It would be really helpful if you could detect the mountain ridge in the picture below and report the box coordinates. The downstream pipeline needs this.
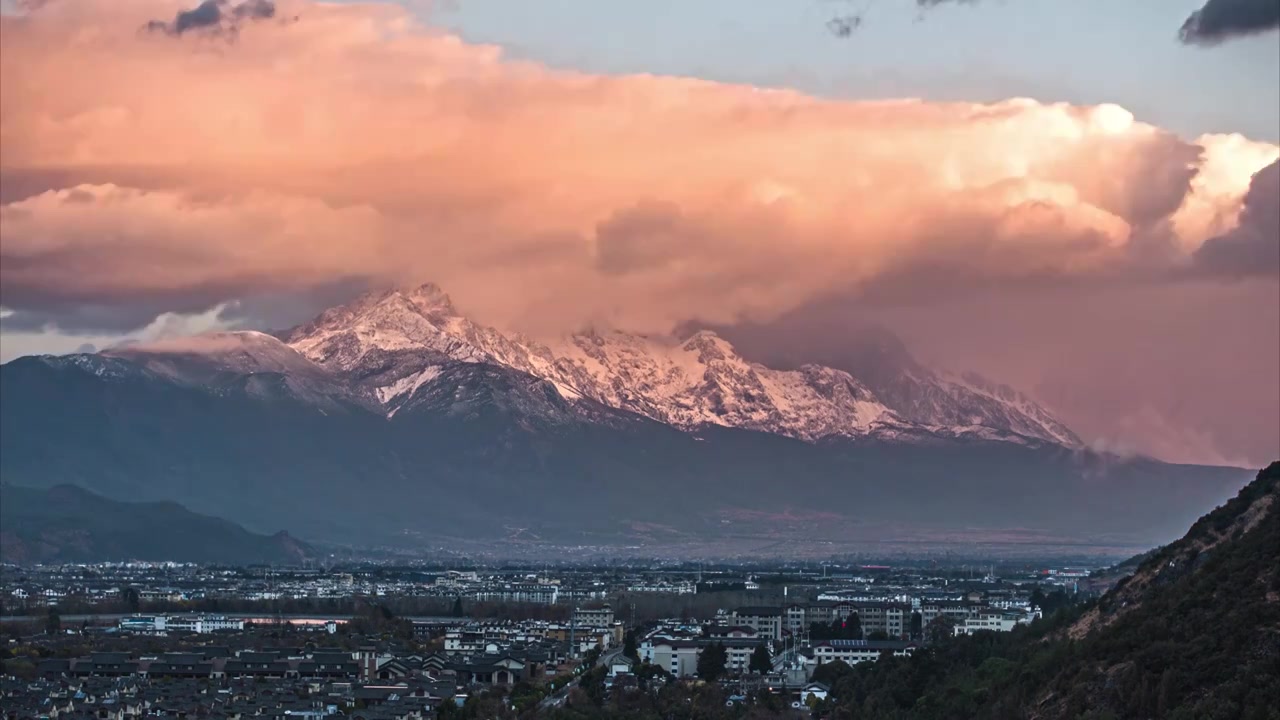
[0,483,314,565]
[0,282,1252,550]
[280,282,1080,447]
[0,343,1248,548]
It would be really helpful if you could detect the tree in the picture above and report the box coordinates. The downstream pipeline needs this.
[810,659,853,687]
[830,613,862,640]
[910,611,923,639]
[45,606,61,635]
[696,642,727,681]
[748,644,772,674]
[122,587,141,614]
[623,631,639,662]
[926,616,956,645]
[451,597,465,618]
[844,612,863,640]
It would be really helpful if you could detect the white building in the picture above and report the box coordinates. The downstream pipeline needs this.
[573,605,615,629]
[811,639,916,666]
[117,614,244,635]
[953,609,1031,635]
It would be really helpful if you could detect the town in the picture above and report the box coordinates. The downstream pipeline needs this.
[1,559,1103,718]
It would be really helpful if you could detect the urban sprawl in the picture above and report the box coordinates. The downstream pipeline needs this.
[0,560,1103,718]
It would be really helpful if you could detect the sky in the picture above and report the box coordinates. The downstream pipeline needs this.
[433,0,1280,143]
[0,0,1277,467]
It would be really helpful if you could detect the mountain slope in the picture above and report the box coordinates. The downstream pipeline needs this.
[0,348,1249,548]
[282,284,1067,445]
[710,321,1082,447]
[1031,461,1280,718]
[817,461,1280,720]
[0,483,313,565]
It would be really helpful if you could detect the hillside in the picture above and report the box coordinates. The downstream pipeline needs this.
[1036,460,1280,718]
[814,461,1280,719]
[0,484,314,565]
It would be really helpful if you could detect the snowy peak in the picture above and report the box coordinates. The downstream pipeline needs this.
[281,283,1080,447]
[284,284,501,371]
[403,282,458,316]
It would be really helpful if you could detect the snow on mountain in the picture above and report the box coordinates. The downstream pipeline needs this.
[281,283,1078,446]
[944,371,1080,447]
[543,329,902,440]
[741,322,1083,447]
[110,331,321,376]
[105,330,361,408]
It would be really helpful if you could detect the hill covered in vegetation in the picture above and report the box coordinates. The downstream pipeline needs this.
[813,461,1280,720]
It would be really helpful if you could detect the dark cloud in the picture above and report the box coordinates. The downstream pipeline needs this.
[0,278,374,337]
[174,0,223,33]
[0,258,374,337]
[218,277,377,333]
[232,0,277,21]
[0,286,242,334]
[826,15,863,38]
[593,202,690,275]
[1194,160,1280,275]
[145,0,275,36]
[882,0,1280,46]
[1180,0,1280,45]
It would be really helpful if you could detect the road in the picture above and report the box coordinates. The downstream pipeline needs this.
[538,646,622,710]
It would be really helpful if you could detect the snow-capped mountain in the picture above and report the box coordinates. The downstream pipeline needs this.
[281,283,1080,446]
[0,293,1250,548]
[788,324,1082,447]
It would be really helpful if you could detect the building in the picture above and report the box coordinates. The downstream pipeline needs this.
[954,608,1030,635]
[573,605,614,629]
[919,601,980,628]
[847,602,909,639]
[811,639,916,666]
[118,616,166,634]
[731,607,783,642]
[801,682,830,704]
[783,601,910,639]
[117,614,244,635]
[641,634,769,678]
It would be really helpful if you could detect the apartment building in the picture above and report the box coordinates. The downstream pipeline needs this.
[731,607,783,641]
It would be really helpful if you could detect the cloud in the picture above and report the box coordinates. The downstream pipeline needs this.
[2,0,1275,338]
[908,0,1280,45]
[1180,0,1280,45]
[0,184,395,332]
[144,0,276,36]
[0,302,239,362]
[1193,160,1280,275]
[709,278,1280,469]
